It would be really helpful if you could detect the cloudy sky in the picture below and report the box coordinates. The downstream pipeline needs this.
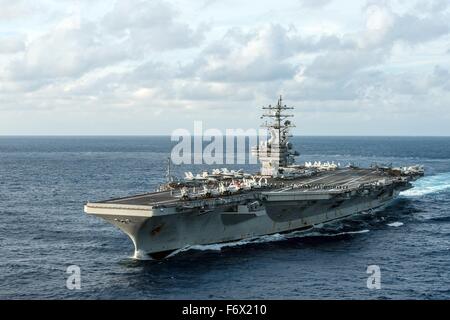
[0,0,449,135]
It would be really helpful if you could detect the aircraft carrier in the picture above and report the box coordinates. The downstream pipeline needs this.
[84,96,424,259]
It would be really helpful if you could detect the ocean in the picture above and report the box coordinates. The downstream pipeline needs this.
[0,136,449,299]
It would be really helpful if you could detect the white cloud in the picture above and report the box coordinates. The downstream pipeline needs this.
[0,35,26,54]
[0,0,34,20]
[361,2,449,48]
[102,0,206,51]
[414,0,450,14]
[299,0,333,9]
[5,20,126,88]
[182,24,354,83]
[1,0,450,135]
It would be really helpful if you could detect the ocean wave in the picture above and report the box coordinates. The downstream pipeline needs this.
[401,172,450,197]
[426,216,450,223]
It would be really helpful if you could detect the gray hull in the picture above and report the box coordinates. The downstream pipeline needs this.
[90,185,402,259]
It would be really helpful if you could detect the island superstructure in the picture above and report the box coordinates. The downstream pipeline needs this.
[253,97,299,176]
[84,96,424,259]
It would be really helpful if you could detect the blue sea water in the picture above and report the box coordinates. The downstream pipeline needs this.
[0,136,449,299]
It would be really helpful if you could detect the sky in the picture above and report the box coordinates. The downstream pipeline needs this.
[0,0,449,136]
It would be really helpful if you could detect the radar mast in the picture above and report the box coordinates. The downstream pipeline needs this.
[253,96,299,177]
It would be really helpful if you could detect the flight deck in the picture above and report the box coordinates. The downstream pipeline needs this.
[93,168,402,207]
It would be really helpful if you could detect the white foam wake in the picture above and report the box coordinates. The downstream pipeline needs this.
[172,233,288,255]
[387,222,404,227]
[170,227,370,256]
[133,249,153,260]
[401,172,450,197]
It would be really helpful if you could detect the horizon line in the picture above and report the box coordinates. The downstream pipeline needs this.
[1,134,450,138]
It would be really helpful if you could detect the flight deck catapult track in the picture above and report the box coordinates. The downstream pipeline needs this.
[84,96,424,260]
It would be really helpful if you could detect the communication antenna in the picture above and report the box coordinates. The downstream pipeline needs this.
[260,95,296,145]
[252,95,300,176]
